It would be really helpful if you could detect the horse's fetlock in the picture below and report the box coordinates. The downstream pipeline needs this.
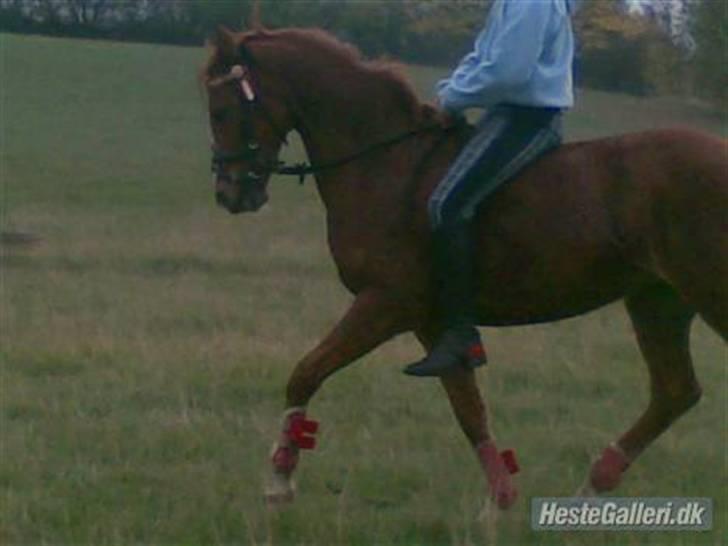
[475,440,519,509]
[590,444,630,493]
[285,373,318,408]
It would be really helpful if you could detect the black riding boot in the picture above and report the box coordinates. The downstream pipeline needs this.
[404,221,487,377]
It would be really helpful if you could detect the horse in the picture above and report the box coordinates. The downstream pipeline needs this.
[200,26,727,508]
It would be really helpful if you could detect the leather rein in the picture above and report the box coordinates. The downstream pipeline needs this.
[209,47,453,186]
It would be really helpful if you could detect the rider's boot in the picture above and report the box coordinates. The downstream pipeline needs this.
[404,221,487,377]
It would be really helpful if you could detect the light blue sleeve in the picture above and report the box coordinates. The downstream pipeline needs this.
[438,0,553,111]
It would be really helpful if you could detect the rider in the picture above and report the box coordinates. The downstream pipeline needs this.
[405,0,579,377]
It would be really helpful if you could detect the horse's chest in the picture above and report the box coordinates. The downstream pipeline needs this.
[327,222,423,295]
[328,232,378,294]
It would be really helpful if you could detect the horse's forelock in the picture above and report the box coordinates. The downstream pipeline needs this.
[200,29,264,83]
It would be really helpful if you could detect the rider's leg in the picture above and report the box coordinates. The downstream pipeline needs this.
[405,105,563,378]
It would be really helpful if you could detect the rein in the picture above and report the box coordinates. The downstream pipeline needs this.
[275,124,452,185]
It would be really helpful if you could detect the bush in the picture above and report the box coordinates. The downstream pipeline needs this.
[691,0,728,109]
[0,0,724,109]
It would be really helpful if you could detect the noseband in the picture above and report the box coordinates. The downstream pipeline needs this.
[209,46,455,186]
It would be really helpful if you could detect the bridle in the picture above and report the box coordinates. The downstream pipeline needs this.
[209,47,455,186]
[209,62,291,188]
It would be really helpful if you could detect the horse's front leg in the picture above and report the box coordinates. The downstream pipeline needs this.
[265,290,409,504]
[417,328,519,510]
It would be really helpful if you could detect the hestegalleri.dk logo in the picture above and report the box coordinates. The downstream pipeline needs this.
[531,497,712,531]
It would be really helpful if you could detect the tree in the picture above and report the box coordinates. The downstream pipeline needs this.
[573,0,658,93]
[67,0,110,26]
[691,0,728,108]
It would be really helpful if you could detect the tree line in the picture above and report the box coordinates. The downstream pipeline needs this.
[1,0,725,108]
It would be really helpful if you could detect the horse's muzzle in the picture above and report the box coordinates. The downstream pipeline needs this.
[215,174,269,214]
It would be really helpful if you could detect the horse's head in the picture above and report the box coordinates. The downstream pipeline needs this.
[202,27,295,214]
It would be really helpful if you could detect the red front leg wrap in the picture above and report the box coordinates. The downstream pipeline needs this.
[271,445,299,475]
[477,440,519,509]
[289,414,319,450]
[590,444,630,493]
[271,409,319,476]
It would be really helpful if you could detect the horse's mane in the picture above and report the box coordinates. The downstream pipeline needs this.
[267,28,418,94]
[202,27,426,119]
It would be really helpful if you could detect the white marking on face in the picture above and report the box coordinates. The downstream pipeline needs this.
[208,64,249,88]
[229,65,245,79]
[241,79,255,101]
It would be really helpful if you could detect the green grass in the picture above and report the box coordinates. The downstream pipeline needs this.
[1,33,726,545]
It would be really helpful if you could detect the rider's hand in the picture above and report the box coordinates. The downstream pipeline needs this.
[435,99,466,129]
[441,109,466,129]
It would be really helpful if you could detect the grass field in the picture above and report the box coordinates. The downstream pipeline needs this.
[1,33,726,545]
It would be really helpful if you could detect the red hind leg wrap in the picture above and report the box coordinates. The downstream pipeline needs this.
[500,448,520,475]
[477,440,519,509]
[590,443,630,493]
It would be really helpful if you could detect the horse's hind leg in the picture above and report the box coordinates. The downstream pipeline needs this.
[583,283,702,494]
[676,263,728,341]
[417,327,517,509]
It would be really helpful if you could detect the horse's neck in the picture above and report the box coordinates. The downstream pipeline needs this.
[287,69,423,212]
[298,93,415,167]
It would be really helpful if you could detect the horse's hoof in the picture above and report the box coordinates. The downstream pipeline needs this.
[589,444,630,493]
[493,484,518,510]
[575,477,598,497]
[264,473,296,507]
[264,489,295,507]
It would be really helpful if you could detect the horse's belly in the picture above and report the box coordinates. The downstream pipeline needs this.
[471,160,646,326]
[475,281,629,326]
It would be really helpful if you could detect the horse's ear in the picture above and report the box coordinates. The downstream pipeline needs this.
[213,25,238,65]
[248,0,264,31]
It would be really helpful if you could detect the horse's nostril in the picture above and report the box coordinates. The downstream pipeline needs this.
[215,177,229,193]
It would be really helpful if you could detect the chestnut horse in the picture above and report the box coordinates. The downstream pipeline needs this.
[201,27,727,508]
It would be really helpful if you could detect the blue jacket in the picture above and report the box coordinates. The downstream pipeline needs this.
[437,0,577,112]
